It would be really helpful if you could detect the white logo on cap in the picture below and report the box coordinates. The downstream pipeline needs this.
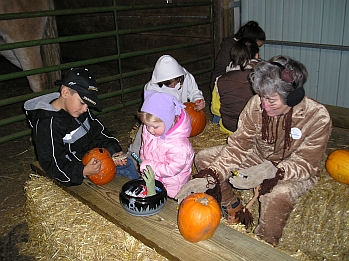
[67,81,77,86]
[88,86,98,92]
[82,96,97,105]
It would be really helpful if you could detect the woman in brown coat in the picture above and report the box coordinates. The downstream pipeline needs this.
[176,55,331,246]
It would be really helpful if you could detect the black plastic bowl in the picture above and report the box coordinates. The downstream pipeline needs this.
[119,178,167,216]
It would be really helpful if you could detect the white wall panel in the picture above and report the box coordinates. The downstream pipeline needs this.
[301,0,323,43]
[265,0,283,40]
[241,0,349,108]
[321,0,347,45]
[241,0,266,25]
[283,0,302,42]
[337,51,349,107]
[300,48,321,99]
[317,50,341,104]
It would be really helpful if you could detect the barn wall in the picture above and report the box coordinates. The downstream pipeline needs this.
[241,0,349,108]
[0,1,214,143]
[55,0,213,74]
[4,0,347,144]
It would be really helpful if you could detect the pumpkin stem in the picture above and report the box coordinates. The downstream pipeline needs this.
[196,195,210,206]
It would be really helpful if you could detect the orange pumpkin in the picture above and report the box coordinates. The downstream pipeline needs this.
[325,149,349,185]
[184,102,206,137]
[82,148,116,185]
[177,193,220,242]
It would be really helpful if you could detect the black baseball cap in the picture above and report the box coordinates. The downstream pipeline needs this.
[61,68,103,110]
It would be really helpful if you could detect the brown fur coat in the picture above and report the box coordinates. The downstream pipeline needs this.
[195,94,331,245]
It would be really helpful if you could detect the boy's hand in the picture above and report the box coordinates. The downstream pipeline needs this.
[112,152,127,166]
[143,165,156,196]
[83,157,101,176]
[194,99,206,111]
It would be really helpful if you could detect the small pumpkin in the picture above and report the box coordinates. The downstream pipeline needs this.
[184,102,206,137]
[325,149,349,185]
[177,193,220,242]
[82,148,116,185]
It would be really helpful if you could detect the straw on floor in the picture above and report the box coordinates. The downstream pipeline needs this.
[22,122,349,261]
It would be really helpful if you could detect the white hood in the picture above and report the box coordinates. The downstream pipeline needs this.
[150,55,185,83]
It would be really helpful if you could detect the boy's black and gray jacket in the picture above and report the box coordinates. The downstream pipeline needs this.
[24,93,122,186]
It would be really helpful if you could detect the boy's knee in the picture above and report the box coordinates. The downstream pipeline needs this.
[116,158,139,180]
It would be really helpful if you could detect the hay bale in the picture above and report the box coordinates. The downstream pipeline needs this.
[189,121,228,153]
[22,174,168,261]
[278,166,349,261]
[22,122,349,261]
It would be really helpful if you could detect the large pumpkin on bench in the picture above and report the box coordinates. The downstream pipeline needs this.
[325,149,349,185]
[184,102,206,137]
[82,148,116,185]
[177,193,220,242]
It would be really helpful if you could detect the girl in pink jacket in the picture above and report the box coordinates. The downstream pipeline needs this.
[138,90,194,198]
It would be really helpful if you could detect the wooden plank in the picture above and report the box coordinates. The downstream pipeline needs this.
[31,161,297,261]
[324,104,349,129]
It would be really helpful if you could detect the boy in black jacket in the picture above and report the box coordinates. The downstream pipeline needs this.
[24,68,138,186]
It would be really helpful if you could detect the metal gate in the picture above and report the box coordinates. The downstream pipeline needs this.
[0,1,214,143]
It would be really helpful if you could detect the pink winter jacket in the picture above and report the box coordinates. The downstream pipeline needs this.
[139,110,194,198]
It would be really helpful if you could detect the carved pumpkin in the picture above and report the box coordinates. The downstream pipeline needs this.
[184,102,206,137]
[82,148,116,185]
[325,149,349,185]
[177,193,220,242]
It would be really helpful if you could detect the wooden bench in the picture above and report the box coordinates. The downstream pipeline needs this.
[31,161,297,261]
[324,104,349,129]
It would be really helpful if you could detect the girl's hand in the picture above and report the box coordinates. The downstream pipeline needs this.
[83,157,101,176]
[112,152,127,166]
[194,99,206,111]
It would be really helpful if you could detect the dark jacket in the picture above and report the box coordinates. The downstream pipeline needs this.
[24,93,122,186]
[210,35,238,90]
[217,60,258,132]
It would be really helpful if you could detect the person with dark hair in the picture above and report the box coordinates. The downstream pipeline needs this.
[211,38,260,131]
[24,68,139,186]
[176,56,331,246]
[210,21,266,91]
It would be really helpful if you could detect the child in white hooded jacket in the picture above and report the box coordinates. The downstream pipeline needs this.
[128,55,205,165]
[144,54,205,109]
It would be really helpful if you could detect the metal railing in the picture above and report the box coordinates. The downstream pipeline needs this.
[0,1,214,143]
